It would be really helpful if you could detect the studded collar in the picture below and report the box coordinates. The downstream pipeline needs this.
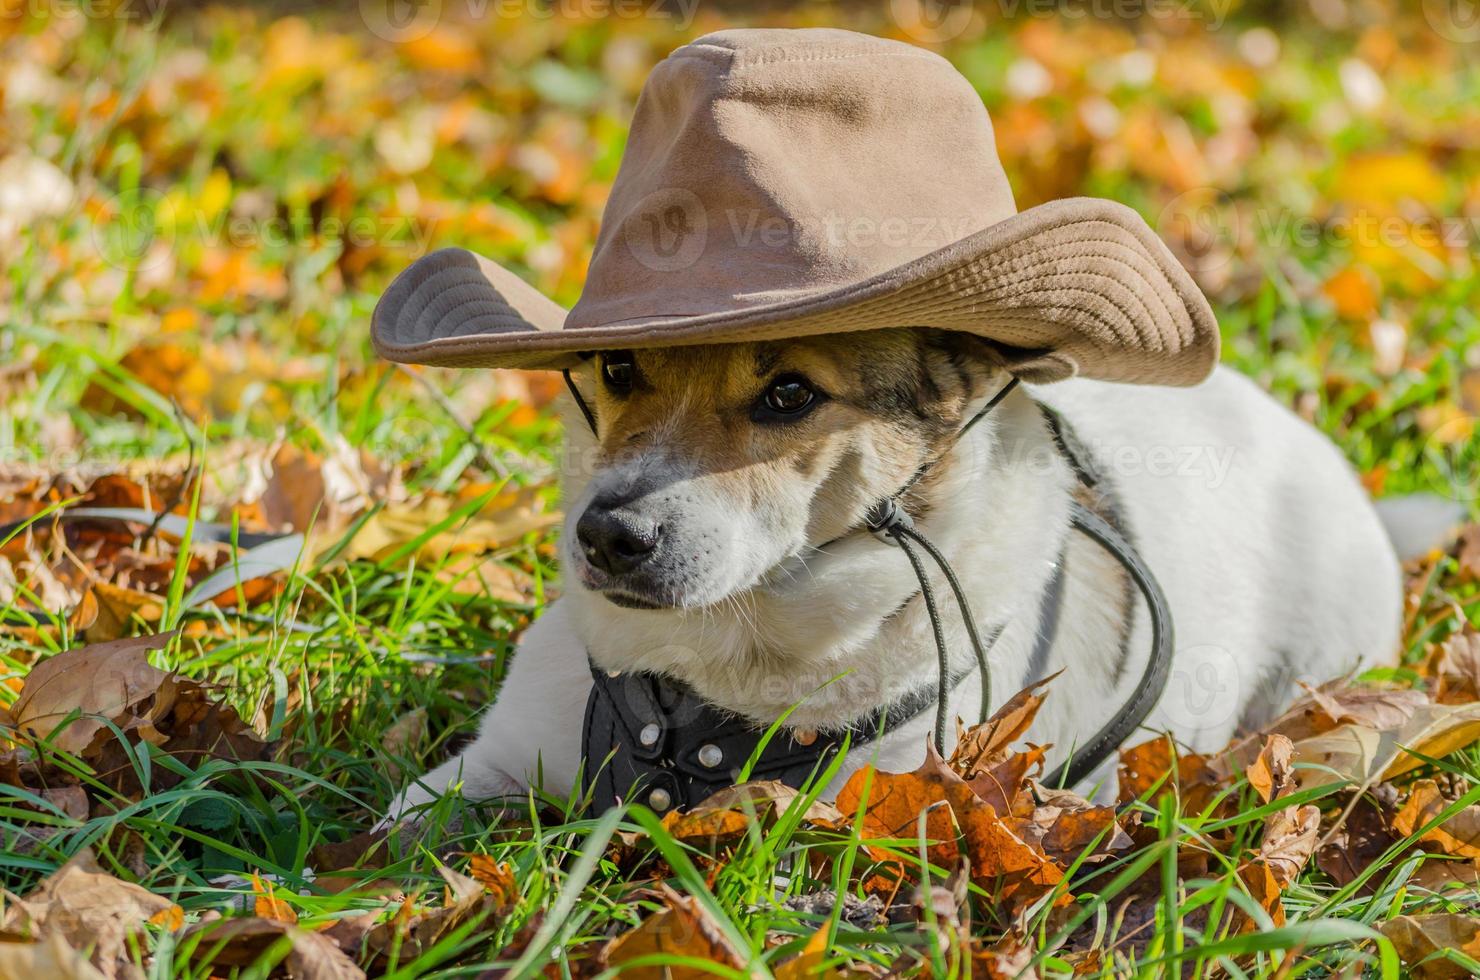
[579,658,976,815]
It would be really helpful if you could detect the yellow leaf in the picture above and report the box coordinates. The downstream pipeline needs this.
[1321,265,1379,320]
[1334,152,1447,211]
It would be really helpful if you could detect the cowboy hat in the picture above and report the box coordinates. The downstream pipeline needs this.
[373,28,1218,386]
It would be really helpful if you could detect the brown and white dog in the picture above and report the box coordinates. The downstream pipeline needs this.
[386,328,1409,820]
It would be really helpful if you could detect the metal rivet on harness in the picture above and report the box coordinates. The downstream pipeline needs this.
[794,729,818,746]
[648,787,672,811]
[697,744,723,768]
[639,722,661,747]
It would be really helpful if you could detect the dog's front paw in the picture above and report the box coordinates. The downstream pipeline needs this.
[377,756,525,830]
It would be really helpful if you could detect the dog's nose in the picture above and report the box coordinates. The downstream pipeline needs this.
[575,503,661,575]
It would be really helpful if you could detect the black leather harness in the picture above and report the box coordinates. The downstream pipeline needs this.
[569,376,1175,816]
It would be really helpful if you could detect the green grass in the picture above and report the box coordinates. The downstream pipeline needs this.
[2,2,1480,976]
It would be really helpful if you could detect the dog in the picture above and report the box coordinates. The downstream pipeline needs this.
[370,29,1413,822]
[384,328,1404,820]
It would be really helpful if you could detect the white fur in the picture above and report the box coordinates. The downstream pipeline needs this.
[388,366,1403,819]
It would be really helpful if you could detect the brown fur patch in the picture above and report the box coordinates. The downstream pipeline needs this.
[586,329,1001,545]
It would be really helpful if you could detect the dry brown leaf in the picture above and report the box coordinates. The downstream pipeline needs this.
[1245,733,1295,804]
[1261,804,1321,885]
[0,931,109,980]
[2,633,270,804]
[1408,857,1480,892]
[1301,682,1428,731]
[838,744,1071,913]
[183,917,365,979]
[39,785,90,821]
[1457,524,1480,581]
[331,483,556,564]
[1013,786,1132,866]
[1315,793,1398,889]
[1236,804,1319,930]
[466,855,520,907]
[1289,699,1480,789]
[602,885,747,979]
[836,748,964,872]
[309,829,390,874]
[329,865,502,968]
[1379,914,1480,979]
[955,802,1069,912]
[661,780,844,849]
[1393,779,1480,858]
[966,744,1046,816]
[949,674,1055,778]
[971,935,1039,980]
[1117,735,1222,814]
[0,849,181,980]
[251,874,298,924]
[9,633,174,756]
[772,925,828,980]
[1434,629,1480,704]
[83,583,163,644]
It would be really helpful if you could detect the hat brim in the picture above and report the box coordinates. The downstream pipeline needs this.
[372,197,1218,387]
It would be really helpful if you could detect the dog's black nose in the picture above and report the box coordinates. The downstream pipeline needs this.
[575,503,661,575]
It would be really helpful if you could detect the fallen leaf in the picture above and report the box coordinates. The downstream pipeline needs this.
[183,917,365,979]
[1379,914,1480,979]
[1315,793,1398,889]
[1245,734,1296,804]
[251,874,297,924]
[9,633,174,756]
[836,748,964,873]
[1237,804,1319,929]
[1290,700,1480,788]
[329,865,503,968]
[309,829,390,874]
[772,925,828,980]
[1301,682,1428,732]
[971,934,1039,980]
[333,483,556,563]
[660,780,844,849]
[949,674,1055,777]
[82,583,164,644]
[1322,264,1379,320]
[1434,629,1480,704]
[1,849,180,979]
[1408,857,1480,892]
[1118,735,1222,814]
[1013,786,1132,865]
[1394,779,1480,858]
[0,931,108,980]
[603,885,747,978]
[1261,804,1321,885]
[466,854,520,907]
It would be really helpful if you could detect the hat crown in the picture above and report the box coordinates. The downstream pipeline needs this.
[568,28,1018,331]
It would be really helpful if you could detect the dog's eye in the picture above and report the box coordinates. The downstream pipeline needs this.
[757,374,818,420]
[601,352,635,391]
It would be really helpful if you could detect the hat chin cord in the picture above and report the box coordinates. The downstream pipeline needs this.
[560,369,1172,791]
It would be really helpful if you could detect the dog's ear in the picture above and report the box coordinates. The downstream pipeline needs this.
[935,333,1077,386]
